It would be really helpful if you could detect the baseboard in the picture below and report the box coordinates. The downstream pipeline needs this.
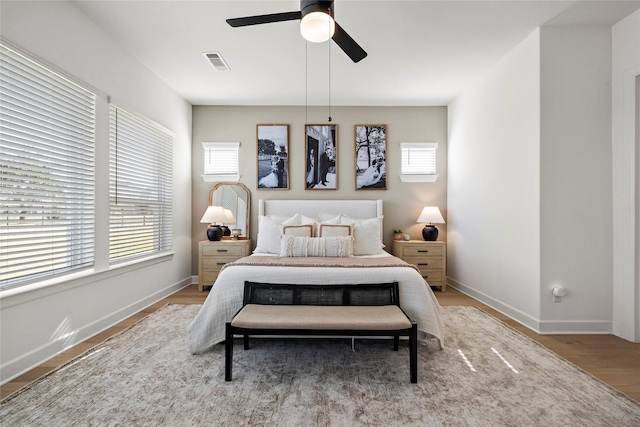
[538,319,613,334]
[1,277,191,386]
[447,277,542,333]
[447,278,613,335]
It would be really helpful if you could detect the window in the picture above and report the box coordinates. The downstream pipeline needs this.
[202,142,239,182]
[0,43,96,290]
[109,105,173,264]
[400,142,439,182]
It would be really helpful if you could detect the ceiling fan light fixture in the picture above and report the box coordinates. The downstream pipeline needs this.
[300,11,335,43]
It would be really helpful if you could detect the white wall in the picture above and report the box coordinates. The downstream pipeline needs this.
[447,30,542,329]
[449,21,638,339]
[612,9,640,342]
[539,26,613,333]
[0,1,193,383]
[191,106,448,275]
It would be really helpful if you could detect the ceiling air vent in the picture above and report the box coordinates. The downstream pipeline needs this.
[204,52,230,71]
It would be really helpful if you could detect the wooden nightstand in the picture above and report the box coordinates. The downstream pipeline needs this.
[198,239,251,291]
[392,240,447,291]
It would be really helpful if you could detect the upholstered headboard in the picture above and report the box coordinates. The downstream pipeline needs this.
[259,199,382,220]
[258,199,383,239]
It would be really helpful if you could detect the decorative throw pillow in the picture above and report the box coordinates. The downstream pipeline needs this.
[319,224,352,237]
[280,235,354,258]
[338,214,384,255]
[254,214,300,254]
[282,224,313,237]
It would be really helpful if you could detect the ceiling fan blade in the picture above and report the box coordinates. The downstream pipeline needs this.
[332,22,367,63]
[226,11,302,27]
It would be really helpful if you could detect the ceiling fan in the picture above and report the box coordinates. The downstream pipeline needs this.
[226,0,367,63]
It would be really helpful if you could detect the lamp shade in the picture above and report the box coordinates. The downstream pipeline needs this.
[416,207,445,224]
[416,206,445,241]
[200,206,227,224]
[300,11,335,43]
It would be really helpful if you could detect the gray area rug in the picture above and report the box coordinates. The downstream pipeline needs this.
[2,304,639,426]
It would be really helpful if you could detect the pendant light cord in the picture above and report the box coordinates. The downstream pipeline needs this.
[327,20,332,122]
[305,42,308,124]
[327,40,333,122]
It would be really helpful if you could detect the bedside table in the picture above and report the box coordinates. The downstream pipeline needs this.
[198,239,251,291]
[392,240,447,291]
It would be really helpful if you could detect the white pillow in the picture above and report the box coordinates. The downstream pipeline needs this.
[300,214,319,236]
[319,224,352,237]
[319,213,340,223]
[283,224,313,237]
[338,214,384,255]
[280,235,354,258]
[254,214,300,254]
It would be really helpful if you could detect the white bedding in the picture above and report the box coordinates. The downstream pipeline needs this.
[188,252,445,354]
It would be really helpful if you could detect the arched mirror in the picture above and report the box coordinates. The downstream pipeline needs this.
[208,182,250,238]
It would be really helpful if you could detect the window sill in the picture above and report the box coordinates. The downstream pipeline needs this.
[202,174,240,183]
[399,174,439,183]
[1,252,174,306]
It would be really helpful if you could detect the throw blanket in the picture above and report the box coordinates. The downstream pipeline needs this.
[189,255,445,353]
[222,255,422,273]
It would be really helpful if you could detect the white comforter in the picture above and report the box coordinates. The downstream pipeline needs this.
[188,254,445,354]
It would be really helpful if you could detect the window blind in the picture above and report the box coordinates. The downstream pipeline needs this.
[109,105,173,264]
[203,142,239,176]
[0,44,96,289]
[401,143,438,175]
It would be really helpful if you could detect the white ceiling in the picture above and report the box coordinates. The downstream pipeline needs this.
[72,0,640,106]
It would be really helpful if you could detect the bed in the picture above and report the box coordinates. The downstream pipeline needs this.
[188,199,444,354]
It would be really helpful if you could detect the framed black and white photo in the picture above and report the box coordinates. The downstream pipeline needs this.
[355,124,387,190]
[257,124,289,190]
[305,124,337,190]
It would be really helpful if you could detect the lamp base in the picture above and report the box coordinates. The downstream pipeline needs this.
[422,225,438,241]
[207,225,224,241]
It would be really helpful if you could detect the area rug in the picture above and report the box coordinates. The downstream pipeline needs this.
[2,305,639,426]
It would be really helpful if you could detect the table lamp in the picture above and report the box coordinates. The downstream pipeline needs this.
[200,206,227,241]
[416,206,445,241]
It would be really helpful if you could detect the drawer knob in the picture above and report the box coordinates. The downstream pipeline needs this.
[418,263,429,266]
[418,250,429,253]
[217,249,228,253]
[217,262,226,266]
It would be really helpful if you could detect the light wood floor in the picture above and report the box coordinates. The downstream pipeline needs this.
[2,285,639,403]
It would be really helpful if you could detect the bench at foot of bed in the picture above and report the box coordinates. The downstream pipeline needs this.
[225,281,418,383]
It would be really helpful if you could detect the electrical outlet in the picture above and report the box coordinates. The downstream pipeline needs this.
[552,286,566,303]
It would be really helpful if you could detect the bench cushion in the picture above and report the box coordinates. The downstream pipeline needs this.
[231,304,412,330]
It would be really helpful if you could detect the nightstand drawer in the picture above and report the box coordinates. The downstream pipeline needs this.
[202,245,244,256]
[201,270,221,283]
[404,257,443,270]
[401,245,443,257]
[419,271,443,283]
[201,256,238,270]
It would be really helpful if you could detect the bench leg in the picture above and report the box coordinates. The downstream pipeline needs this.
[393,335,399,351]
[410,322,418,383]
[225,323,233,381]
[243,334,249,350]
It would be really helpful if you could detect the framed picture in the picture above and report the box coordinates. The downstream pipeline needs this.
[305,124,337,190]
[257,124,289,189]
[355,124,387,190]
